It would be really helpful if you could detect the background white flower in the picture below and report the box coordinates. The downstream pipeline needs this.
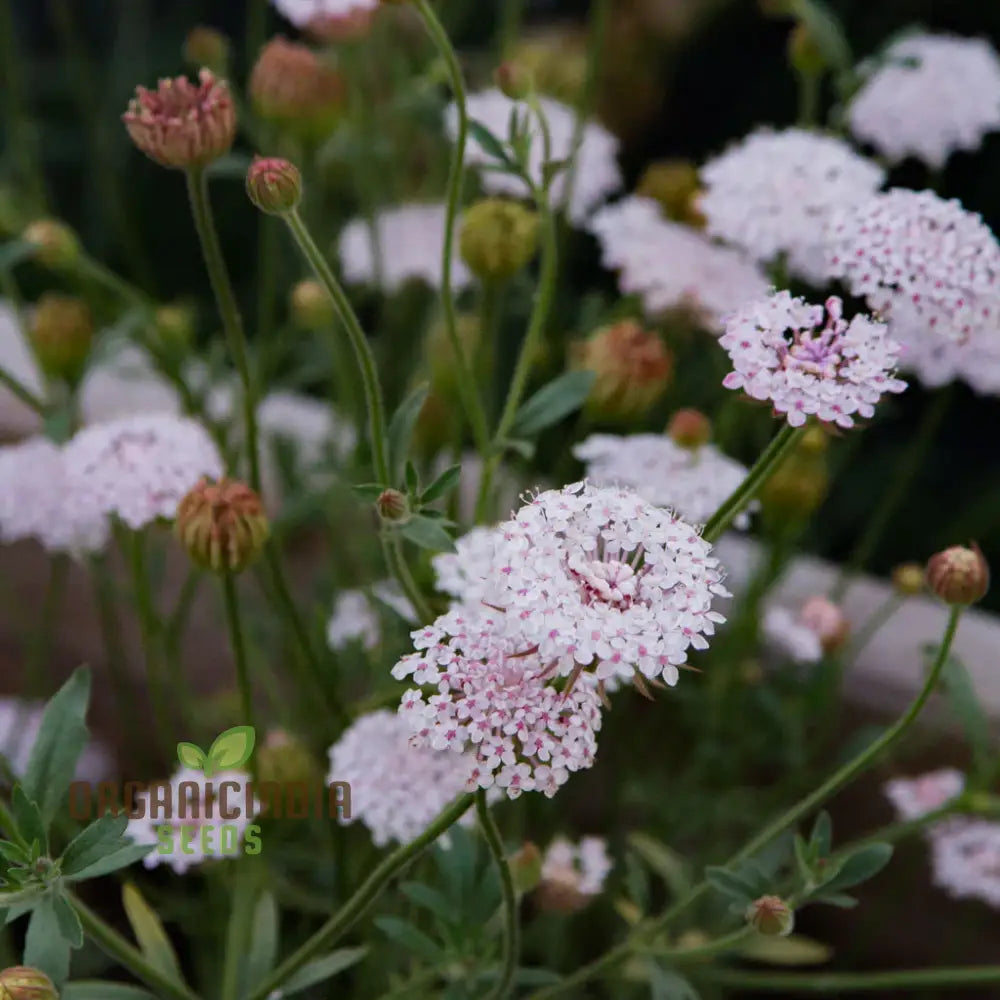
[884,769,965,822]
[930,820,1000,909]
[541,835,613,898]
[270,0,377,29]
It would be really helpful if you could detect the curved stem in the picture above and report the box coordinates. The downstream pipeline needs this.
[0,364,47,415]
[703,965,1000,993]
[221,572,256,775]
[70,895,202,1000]
[528,606,964,1000]
[247,793,475,1000]
[477,789,519,1000]
[414,0,491,458]
[703,423,804,543]
[283,208,390,485]
[185,167,262,492]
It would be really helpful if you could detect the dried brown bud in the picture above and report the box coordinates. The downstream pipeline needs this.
[459,198,539,281]
[246,157,302,215]
[123,69,236,169]
[926,544,989,606]
[29,293,93,380]
[892,562,925,597]
[23,219,80,270]
[746,895,794,936]
[0,966,59,1000]
[175,477,270,574]
[667,408,712,449]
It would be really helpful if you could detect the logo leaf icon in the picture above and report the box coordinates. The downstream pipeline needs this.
[207,725,256,774]
[177,742,208,772]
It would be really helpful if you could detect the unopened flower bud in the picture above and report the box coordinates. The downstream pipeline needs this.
[572,320,673,423]
[246,157,302,215]
[892,562,925,597]
[495,61,534,100]
[460,199,539,282]
[509,32,587,105]
[511,842,543,894]
[0,966,59,1000]
[789,22,826,77]
[376,489,409,524]
[636,160,703,226]
[746,895,794,936]
[154,303,196,352]
[123,69,236,169]
[290,280,333,330]
[926,545,989,606]
[667,408,711,449]
[799,596,850,654]
[304,10,374,43]
[23,219,80,270]
[760,452,828,518]
[256,729,323,791]
[175,477,270,574]
[250,38,346,139]
[184,26,231,75]
[29,294,93,380]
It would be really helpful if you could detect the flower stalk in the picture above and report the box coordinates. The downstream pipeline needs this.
[477,789,519,1000]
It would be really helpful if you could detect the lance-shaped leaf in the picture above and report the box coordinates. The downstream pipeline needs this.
[122,883,186,987]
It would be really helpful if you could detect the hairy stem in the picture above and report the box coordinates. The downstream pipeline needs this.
[478,789,519,1000]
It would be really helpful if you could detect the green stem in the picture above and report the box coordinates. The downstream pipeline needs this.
[70,895,202,1000]
[221,874,258,1000]
[495,0,526,57]
[703,424,804,543]
[0,364,47,416]
[477,789,518,1000]
[832,388,953,599]
[703,965,1000,993]
[528,606,964,1000]
[796,70,821,127]
[414,0,491,459]
[639,926,752,961]
[185,166,262,493]
[475,199,559,523]
[255,215,280,346]
[247,793,475,1000]
[478,280,503,418]
[283,208,390,485]
[382,535,433,624]
[221,572,256,771]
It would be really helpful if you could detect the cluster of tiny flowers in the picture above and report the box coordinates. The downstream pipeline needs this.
[79,345,186,423]
[432,524,507,605]
[0,438,109,556]
[587,197,769,332]
[847,33,1000,170]
[720,291,907,428]
[270,0,376,28]
[541,835,613,897]
[393,608,603,799]
[573,433,752,529]
[432,482,729,686]
[125,768,260,876]
[447,90,621,225]
[884,769,965,822]
[699,128,885,284]
[326,582,415,652]
[63,414,224,530]
[327,710,474,847]
[762,605,824,664]
[825,189,1000,345]
[888,322,1000,396]
[338,204,475,293]
[930,821,1000,909]
[0,698,112,782]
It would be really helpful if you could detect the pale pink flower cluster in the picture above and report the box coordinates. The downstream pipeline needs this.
[587,197,769,331]
[63,413,223,531]
[327,709,475,846]
[270,0,376,28]
[888,323,1000,396]
[393,608,602,799]
[541,835,613,898]
[0,437,109,555]
[884,769,965,822]
[432,524,508,606]
[847,33,1000,170]
[720,291,907,428]
[825,189,1000,345]
[447,90,621,225]
[125,768,260,876]
[699,128,885,283]
[573,433,752,529]
[338,204,474,293]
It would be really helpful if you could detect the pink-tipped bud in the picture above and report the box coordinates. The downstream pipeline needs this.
[123,69,236,169]
[376,489,409,524]
[175,477,270,574]
[799,596,850,655]
[246,157,302,215]
[667,408,711,449]
[0,966,59,1000]
[495,61,534,100]
[926,544,990,606]
[746,895,794,936]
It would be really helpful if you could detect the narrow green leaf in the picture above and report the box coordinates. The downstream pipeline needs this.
[404,460,420,498]
[122,883,186,987]
[245,891,279,987]
[819,842,893,893]
[61,813,129,877]
[280,947,368,995]
[420,464,462,505]
[941,653,991,777]
[63,984,158,1000]
[468,119,514,166]
[11,786,47,855]
[399,515,456,553]
[399,882,455,925]
[792,833,814,887]
[626,834,692,899]
[812,892,858,909]
[388,382,430,483]
[511,370,597,437]
[738,933,834,967]
[24,896,72,986]
[0,840,29,864]
[65,843,152,882]
[23,667,92,829]
[374,916,443,961]
[809,811,833,859]
[704,865,758,904]
[497,438,536,461]
[53,892,84,948]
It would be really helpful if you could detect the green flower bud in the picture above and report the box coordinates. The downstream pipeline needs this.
[175,477,270,574]
[460,199,539,282]
[246,157,302,216]
[746,895,794,936]
[29,293,93,380]
[290,280,334,331]
[183,26,231,76]
[23,219,80,270]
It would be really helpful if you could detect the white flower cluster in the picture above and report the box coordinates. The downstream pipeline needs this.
[699,128,885,283]
[587,197,769,331]
[720,291,907,428]
[125,768,260,876]
[826,188,1000,347]
[541,835,613,898]
[327,709,474,847]
[394,607,602,799]
[884,769,965,822]
[847,33,1000,170]
[448,89,621,225]
[573,433,752,529]
[338,204,475,293]
[761,606,823,664]
[326,581,416,652]
[270,0,376,28]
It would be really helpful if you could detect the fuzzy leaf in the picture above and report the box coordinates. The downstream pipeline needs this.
[53,892,84,948]
[11,786,47,856]
[818,843,893,893]
[388,382,430,483]
[420,464,462,505]
[511,370,596,437]
[809,812,833,859]
[61,813,129,878]
[280,947,368,995]
[65,843,153,882]
[399,514,456,553]
[24,896,72,986]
